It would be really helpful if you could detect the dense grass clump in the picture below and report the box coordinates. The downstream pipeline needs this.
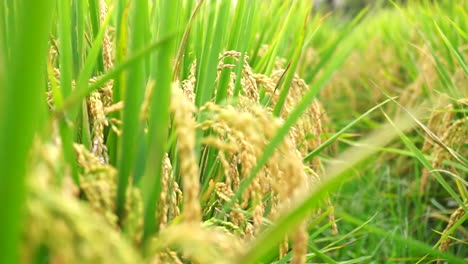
[0,0,466,263]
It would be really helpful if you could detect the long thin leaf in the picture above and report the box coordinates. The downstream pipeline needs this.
[0,0,55,262]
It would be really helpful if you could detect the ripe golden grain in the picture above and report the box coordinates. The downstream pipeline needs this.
[437,203,466,264]
[24,181,142,264]
[158,154,173,229]
[198,91,314,263]
[88,91,109,163]
[171,83,202,223]
[38,46,332,264]
[148,223,242,264]
[100,0,113,72]
[422,104,454,152]
[74,143,118,227]
[421,117,468,192]
[181,60,197,103]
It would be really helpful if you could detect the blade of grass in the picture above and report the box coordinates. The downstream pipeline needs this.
[105,0,130,167]
[254,0,297,75]
[434,22,468,77]
[116,0,149,220]
[337,211,466,264]
[139,0,178,242]
[305,8,367,84]
[417,212,468,263]
[75,5,114,96]
[194,0,230,107]
[0,0,55,262]
[309,244,338,264]
[173,0,205,81]
[338,139,468,174]
[58,0,73,102]
[272,6,310,116]
[57,33,177,114]
[231,0,256,97]
[304,98,394,162]
[215,0,247,102]
[58,0,79,183]
[71,0,85,77]
[87,0,104,73]
[382,110,467,210]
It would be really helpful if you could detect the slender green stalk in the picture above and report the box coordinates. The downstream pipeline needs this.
[59,34,176,116]
[139,0,178,242]
[88,0,104,73]
[0,0,55,263]
[304,98,394,162]
[273,5,310,116]
[116,0,149,220]
[58,0,79,183]
[383,111,467,210]
[195,0,230,107]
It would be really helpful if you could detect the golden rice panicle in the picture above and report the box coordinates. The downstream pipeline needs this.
[257,69,337,236]
[96,0,114,106]
[99,0,113,71]
[75,143,143,244]
[88,91,109,163]
[201,96,313,263]
[279,236,289,259]
[200,57,316,263]
[307,99,325,169]
[419,103,453,193]
[213,182,245,228]
[215,182,234,204]
[292,223,308,264]
[260,69,326,162]
[421,117,467,192]
[148,223,241,264]
[31,134,80,199]
[181,60,197,103]
[437,117,467,150]
[74,143,118,227]
[241,56,259,102]
[267,138,312,263]
[326,196,339,235]
[23,183,141,264]
[437,202,466,264]
[159,154,173,229]
[170,181,183,219]
[199,100,272,232]
[218,51,259,101]
[422,104,454,152]
[124,183,144,245]
[150,250,184,264]
[171,83,201,223]
[48,39,59,66]
[217,151,234,187]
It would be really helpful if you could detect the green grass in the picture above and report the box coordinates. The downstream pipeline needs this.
[0,0,466,263]
[0,1,55,263]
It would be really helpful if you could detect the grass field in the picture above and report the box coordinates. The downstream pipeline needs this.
[0,0,466,263]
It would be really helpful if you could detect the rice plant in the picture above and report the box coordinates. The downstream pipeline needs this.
[0,0,466,263]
